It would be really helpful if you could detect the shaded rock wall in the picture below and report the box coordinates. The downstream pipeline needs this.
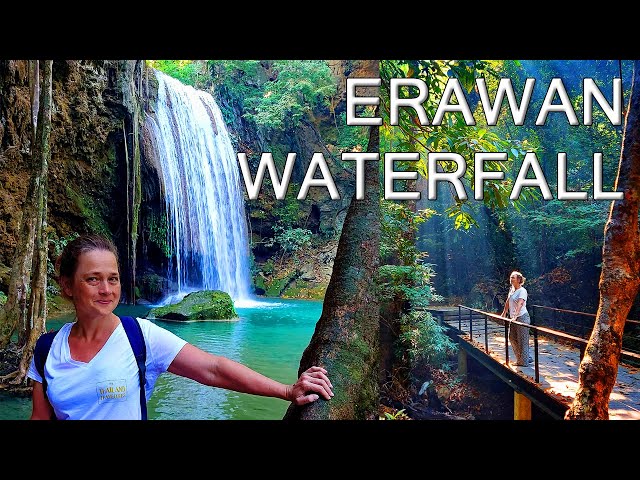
[0,60,144,293]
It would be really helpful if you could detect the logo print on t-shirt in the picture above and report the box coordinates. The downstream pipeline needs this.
[97,379,128,403]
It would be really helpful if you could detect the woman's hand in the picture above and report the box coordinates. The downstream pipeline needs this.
[288,366,334,405]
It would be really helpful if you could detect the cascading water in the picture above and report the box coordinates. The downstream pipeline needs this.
[144,69,252,304]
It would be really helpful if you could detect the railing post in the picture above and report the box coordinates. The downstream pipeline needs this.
[458,347,468,377]
[469,308,473,339]
[484,314,489,353]
[505,320,510,365]
[531,315,539,383]
[514,391,532,420]
[458,305,462,331]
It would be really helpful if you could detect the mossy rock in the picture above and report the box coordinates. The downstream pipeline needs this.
[0,263,11,291]
[282,285,327,300]
[148,290,238,321]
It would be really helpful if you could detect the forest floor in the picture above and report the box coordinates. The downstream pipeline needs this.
[379,355,515,420]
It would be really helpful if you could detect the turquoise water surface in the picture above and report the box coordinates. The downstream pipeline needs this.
[0,297,323,420]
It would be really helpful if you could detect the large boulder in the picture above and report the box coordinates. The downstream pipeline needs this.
[148,290,238,321]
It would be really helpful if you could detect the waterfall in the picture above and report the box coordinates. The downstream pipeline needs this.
[144,69,251,303]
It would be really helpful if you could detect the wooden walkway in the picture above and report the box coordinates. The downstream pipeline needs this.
[427,306,640,420]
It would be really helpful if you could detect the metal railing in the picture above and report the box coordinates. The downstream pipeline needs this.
[429,305,640,384]
[529,304,640,355]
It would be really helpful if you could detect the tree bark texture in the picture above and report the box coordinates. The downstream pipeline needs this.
[565,60,640,419]
[284,60,380,420]
[0,61,40,349]
[16,60,53,384]
[0,60,53,390]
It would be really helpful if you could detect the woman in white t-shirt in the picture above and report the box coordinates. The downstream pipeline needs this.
[500,270,532,367]
[27,235,333,420]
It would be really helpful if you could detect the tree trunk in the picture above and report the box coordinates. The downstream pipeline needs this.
[0,60,40,348]
[283,60,380,420]
[122,61,144,304]
[29,60,39,134]
[565,60,640,419]
[0,61,53,391]
[16,60,53,382]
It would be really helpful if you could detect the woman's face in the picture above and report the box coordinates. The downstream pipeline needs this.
[510,273,521,288]
[60,249,121,319]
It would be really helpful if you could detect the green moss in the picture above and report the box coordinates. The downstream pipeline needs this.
[148,290,237,321]
[0,263,11,291]
[261,259,275,275]
[322,336,378,419]
[266,277,290,296]
[65,185,111,238]
[281,285,326,300]
[146,211,170,258]
[132,110,142,247]
[254,275,266,291]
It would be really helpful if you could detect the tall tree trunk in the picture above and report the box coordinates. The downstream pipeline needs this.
[0,60,53,390]
[0,60,40,348]
[29,60,39,134]
[565,60,640,419]
[284,60,380,420]
[16,60,53,384]
[122,60,144,304]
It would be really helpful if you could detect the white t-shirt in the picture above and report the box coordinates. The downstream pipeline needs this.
[508,286,528,318]
[27,317,187,420]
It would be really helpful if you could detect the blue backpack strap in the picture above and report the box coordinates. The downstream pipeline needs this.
[120,316,148,420]
[34,330,58,398]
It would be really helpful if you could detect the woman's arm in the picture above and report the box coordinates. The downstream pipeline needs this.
[500,295,510,317]
[513,298,526,318]
[30,381,54,420]
[168,344,333,405]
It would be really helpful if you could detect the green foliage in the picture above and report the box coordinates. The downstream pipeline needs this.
[397,310,458,367]
[0,291,7,307]
[333,111,370,153]
[380,408,410,420]
[261,258,275,275]
[415,60,625,311]
[523,199,609,260]
[272,190,303,227]
[255,270,297,297]
[65,186,111,239]
[380,59,537,231]
[146,212,171,258]
[266,225,312,261]
[244,60,336,129]
[378,264,443,309]
[47,231,79,277]
[147,60,208,88]
[208,60,336,130]
[380,201,436,264]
